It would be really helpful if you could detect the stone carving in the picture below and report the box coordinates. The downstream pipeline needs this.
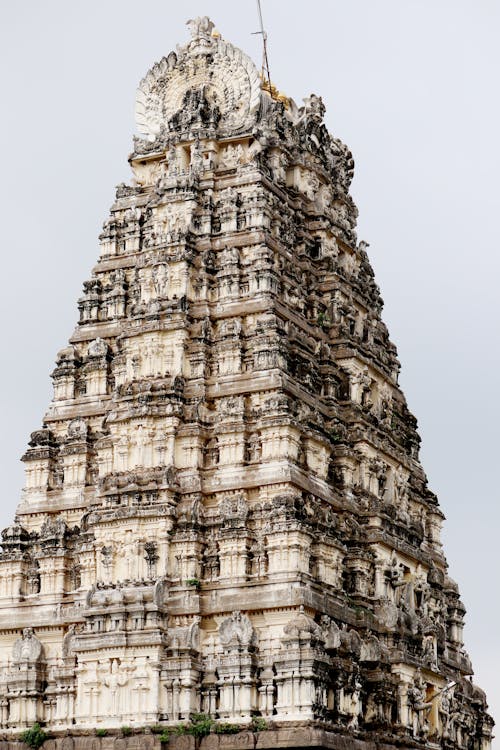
[407,671,432,739]
[360,631,382,663]
[283,606,322,640]
[219,611,256,648]
[346,673,363,729]
[136,18,261,139]
[102,659,131,715]
[12,628,43,663]
[186,16,215,42]
[88,337,108,357]
[62,624,79,658]
[67,417,88,440]
[320,615,341,650]
[302,94,326,123]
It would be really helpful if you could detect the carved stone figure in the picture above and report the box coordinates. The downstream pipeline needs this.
[12,628,43,663]
[407,671,432,738]
[219,611,256,648]
[186,16,215,41]
[88,337,108,358]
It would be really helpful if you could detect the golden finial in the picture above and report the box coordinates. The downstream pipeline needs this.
[259,74,291,109]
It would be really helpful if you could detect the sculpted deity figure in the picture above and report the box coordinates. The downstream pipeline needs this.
[219,611,256,648]
[100,545,113,583]
[320,615,341,651]
[103,659,130,715]
[302,93,326,124]
[67,417,88,440]
[190,138,204,173]
[247,432,261,463]
[88,337,108,358]
[12,628,43,663]
[251,540,268,578]
[219,144,246,169]
[385,553,406,599]
[407,671,432,738]
[394,465,409,503]
[62,623,81,660]
[439,687,454,739]
[166,144,179,176]
[346,674,363,729]
[152,264,169,298]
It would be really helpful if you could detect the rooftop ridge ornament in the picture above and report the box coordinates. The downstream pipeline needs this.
[185,16,217,53]
[186,16,215,41]
[135,17,261,140]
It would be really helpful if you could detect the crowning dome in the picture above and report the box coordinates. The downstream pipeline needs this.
[0,16,492,750]
[136,17,262,139]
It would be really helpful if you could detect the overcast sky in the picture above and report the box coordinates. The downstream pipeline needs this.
[0,0,498,733]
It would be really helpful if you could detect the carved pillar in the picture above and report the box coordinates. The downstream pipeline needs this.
[6,629,46,728]
[217,612,258,721]
[274,608,330,722]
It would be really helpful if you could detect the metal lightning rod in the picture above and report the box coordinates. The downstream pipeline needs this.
[252,0,272,92]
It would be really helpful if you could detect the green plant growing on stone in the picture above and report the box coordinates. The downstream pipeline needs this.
[329,431,343,444]
[150,725,165,734]
[21,724,48,749]
[316,312,331,329]
[121,726,132,736]
[179,714,214,738]
[214,723,240,735]
[159,730,171,743]
[250,717,268,732]
[185,578,201,589]
[95,729,108,737]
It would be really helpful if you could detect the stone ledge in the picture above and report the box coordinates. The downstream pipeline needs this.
[0,728,422,750]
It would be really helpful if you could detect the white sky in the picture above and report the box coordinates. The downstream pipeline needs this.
[0,0,498,734]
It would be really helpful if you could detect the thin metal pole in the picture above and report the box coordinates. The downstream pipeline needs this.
[254,0,272,91]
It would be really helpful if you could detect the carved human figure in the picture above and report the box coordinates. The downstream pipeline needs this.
[439,688,453,739]
[423,633,438,669]
[203,539,220,580]
[302,93,326,123]
[407,672,431,738]
[220,145,240,169]
[166,143,179,176]
[26,563,41,595]
[62,624,79,659]
[320,615,341,651]
[251,540,268,578]
[190,138,204,173]
[385,554,406,600]
[103,659,129,716]
[100,545,113,583]
[246,433,261,462]
[120,533,138,579]
[152,264,169,298]
[204,438,219,467]
[346,674,363,729]
[394,465,409,503]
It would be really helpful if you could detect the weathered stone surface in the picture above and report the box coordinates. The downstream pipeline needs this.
[0,14,492,750]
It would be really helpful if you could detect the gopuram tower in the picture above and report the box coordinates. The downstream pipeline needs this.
[0,17,493,750]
